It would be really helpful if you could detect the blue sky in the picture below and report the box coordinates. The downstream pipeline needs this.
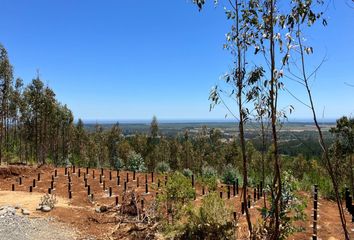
[0,0,353,122]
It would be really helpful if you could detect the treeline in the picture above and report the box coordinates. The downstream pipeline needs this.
[0,44,242,172]
[0,43,295,178]
[0,44,73,165]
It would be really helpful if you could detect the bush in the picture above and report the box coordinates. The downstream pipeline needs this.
[176,192,236,240]
[161,172,195,205]
[222,165,241,185]
[199,165,219,191]
[39,193,58,209]
[202,165,217,178]
[300,172,334,199]
[126,151,146,172]
[199,175,218,192]
[158,171,196,231]
[182,168,193,178]
[256,171,306,239]
[113,157,124,170]
[155,161,171,173]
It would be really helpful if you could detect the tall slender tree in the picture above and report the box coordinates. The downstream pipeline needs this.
[107,122,122,169]
[193,0,255,234]
[0,44,13,164]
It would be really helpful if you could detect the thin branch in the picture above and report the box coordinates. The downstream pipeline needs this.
[284,87,312,109]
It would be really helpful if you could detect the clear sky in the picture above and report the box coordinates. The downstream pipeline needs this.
[0,0,353,122]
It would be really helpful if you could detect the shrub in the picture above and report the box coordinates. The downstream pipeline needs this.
[177,192,236,239]
[39,193,58,209]
[158,171,196,230]
[182,168,193,178]
[126,151,146,172]
[113,157,124,170]
[222,165,241,185]
[300,172,334,199]
[199,175,218,192]
[256,171,307,239]
[155,161,171,173]
[199,165,219,191]
[202,165,217,178]
[162,172,195,205]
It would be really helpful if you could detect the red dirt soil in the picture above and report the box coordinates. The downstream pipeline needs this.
[0,165,353,240]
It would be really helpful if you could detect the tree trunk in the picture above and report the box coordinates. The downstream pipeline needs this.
[350,155,354,196]
[269,1,282,239]
[235,0,252,235]
[297,25,350,239]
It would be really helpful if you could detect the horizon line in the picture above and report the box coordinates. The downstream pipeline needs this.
[77,118,338,124]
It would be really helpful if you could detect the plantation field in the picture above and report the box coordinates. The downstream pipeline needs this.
[0,164,353,239]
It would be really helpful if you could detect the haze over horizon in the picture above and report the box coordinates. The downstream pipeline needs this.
[1,1,354,121]
[80,117,338,124]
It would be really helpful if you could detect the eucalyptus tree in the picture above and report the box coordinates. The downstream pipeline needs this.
[208,128,224,170]
[118,138,133,165]
[156,136,172,166]
[276,1,350,238]
[73,118,88,166]
[0,44,13,164]
[23,78,45,163]
[10,78,24,160]
[224,137,241,167]
[169,137,182,170]
[93,123,107,167]
[240,1,286,237]
[51,102,63,165]
[193,0,255,233]
[193,0,334,238]
[297,42,351,238]
[129,133,148,157]
[251,77,270,188]
[107,122,122,168]
[18,83,32,163]
[40,86,57,163]
[146,116,161,170]
[239,0,330,237]
[150,115,159,139]
[330,116,354,193]
[194,125,209,172]
[181,130,194,170]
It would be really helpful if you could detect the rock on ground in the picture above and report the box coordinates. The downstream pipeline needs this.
[41,205,52,212]
[21,208,30,215]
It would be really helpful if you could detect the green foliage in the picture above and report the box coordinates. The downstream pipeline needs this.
[150,115,159,138]
[182,168,193,178]
[155,161,171,173]
[126,151,146,172]
[107,122,122,168]
[222,164,241,185]
[201,165,217,178]
[158,172,196,235]
[167,192,236,240]
[199,175,218,192]
[198,165,218,192]
[299,160,335,199]
[257,171,307,239]
[112,157,124,170]
[161,172,195,205]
